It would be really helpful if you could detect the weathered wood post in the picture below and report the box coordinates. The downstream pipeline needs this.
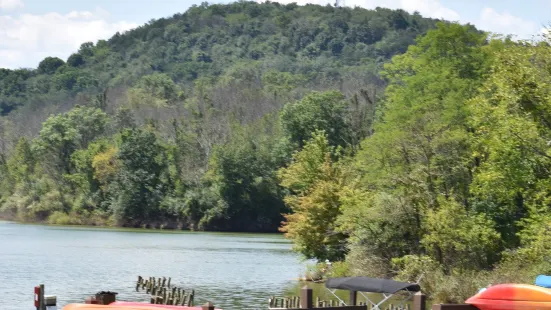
[413,292,426,310]
[350,290,358,306]
[39,284,46,310]
[189,289,195,306]
[202,302,215,310]
[300,286,313,309]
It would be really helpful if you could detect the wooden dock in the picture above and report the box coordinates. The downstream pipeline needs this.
[136,276,195,306]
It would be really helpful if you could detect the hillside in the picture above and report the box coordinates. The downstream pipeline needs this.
[0,1,444,231]
[0,2,442,116]
[5,1,551,304]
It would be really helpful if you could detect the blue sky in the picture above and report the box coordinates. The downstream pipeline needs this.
[0,0,549,69]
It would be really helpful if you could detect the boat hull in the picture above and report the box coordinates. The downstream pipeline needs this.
[111,302,221,310]
[466,284,551,310]
[62,303,219,310]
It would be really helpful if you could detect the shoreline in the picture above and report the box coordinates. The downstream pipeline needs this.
[0,219,287,236]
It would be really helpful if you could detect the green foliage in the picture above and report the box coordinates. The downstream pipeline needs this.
[6,137,35,185]
[33,106,109,177]
[422,198,501,271]
[128,73,182,107]
[283,23,551,304]
[3,5,551,305]
[38,57,65,75]
[333,23,491,275]
[280,91,350,148]
[0,3,440,232]
[469,40,551,243]
[109,128,166,226]
[278,131,346,261]
[204,116,291,231]
[0,2,440,117]
[67,53,85,67]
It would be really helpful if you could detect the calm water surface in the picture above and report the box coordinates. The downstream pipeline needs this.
[0,221,307,310]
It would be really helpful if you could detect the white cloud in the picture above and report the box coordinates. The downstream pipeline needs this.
[0,0,24,11]
[0,8,137,69]
[473,7,539,40]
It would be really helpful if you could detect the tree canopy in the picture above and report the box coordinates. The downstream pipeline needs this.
[3,4,551,303]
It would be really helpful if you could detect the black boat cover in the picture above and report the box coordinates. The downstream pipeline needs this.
[325,277,421,294]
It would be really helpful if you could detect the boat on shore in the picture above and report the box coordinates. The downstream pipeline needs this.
[466,283,551,310]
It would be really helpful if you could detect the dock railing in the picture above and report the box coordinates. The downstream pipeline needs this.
[269,286,426,310]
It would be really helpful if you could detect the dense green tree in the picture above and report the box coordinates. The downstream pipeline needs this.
[38,57,65,75]
[110,128,166,226]
[280,91,350,148]
[332,23,495,278]
[205,116,292,231]
[278,130,346,261]
[0,4,549,306]
[33,106,109,177]
[6,137,35,186]
[67,53,85,67]
[469,39,551,244]
[128,73,182,107]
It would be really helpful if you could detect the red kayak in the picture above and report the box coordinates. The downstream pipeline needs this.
[466,284,551,310]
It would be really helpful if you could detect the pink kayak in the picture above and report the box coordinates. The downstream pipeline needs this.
[63,303,221,310]
[112,302,221,310]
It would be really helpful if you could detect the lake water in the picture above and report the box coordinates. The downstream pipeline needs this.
[0,221,309,310]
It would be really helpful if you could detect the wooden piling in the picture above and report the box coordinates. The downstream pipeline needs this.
[189,289,195,306]
[202,302,215,310]
[413,292,426,310]
[300,286,313,309]
[39,284,46,310]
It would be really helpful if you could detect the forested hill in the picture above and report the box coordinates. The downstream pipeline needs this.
[6,1,551,304]
[0,2,444,231]
[0,2,442,117]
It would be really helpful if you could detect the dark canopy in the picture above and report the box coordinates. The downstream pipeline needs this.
[325,277,421,294]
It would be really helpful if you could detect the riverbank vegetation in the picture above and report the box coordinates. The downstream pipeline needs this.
[1,1,551,304]
[0,2,440,231]
[280,22,551,304]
